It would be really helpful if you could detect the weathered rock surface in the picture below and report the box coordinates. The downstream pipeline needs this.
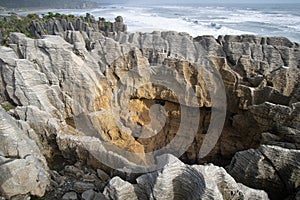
[228,145,300,200]
[0,27,299,199]
[103,154,269,200]
[0,107,50,199]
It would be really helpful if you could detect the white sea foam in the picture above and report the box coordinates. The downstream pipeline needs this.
[96,6,255,37]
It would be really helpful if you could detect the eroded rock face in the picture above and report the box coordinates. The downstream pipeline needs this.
[228,145,300,200]
[29,15,127,39]
[0,30,299,199]
[0,107,50,199]
[103,154,269,200]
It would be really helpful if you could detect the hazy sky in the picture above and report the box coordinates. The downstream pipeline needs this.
[100,0,299,4]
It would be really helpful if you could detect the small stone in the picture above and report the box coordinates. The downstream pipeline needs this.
[96,169,110,182]
[82,173,100,183]
[62,192,77,200]
[94,192,107,200]
[63,166,83,177]
[73,182,95,193]
[50,170,64,185]
[9,194,31,200]
[50,179,59,188]
[81,189,95,200]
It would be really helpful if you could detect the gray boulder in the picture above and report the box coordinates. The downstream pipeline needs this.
[228,145,300,200]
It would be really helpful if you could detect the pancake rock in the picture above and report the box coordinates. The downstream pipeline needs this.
[228,145,300,200]
[103,154,268,200]
[0,107,50,198]
[0,27,299,199]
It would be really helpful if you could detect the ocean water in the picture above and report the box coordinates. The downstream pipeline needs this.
[22,3,300,43]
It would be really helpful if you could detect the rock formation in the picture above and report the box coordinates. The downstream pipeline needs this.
[0,13,127,46]
[228,145,300,200]
[0,106,50,199]
[0,18,299,199]
[30,15,127,39]
[103,154,268,200]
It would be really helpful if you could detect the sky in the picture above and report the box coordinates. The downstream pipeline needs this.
[98,0,299,4]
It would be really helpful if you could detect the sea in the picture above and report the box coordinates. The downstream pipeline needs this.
[18,3,300,43]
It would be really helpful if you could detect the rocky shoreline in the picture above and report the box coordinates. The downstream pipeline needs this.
[0,14,299,200]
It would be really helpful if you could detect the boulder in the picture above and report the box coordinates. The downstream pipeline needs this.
[228,145,300,200]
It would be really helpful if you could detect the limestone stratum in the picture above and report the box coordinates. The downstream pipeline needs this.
[0,13,299,200]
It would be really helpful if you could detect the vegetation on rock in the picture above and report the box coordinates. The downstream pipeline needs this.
[0,101,16,111]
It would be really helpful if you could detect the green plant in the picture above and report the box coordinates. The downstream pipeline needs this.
[115,16,123,22]
[48,12,54,17]
[0,15,34,43]
[1,101,16,111]
[105,21,112,26]
[27,13,40,20]
[85,12,91,19]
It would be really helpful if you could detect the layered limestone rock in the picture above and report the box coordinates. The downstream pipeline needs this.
[107,32,300,165]
[228,145,300,200]
[0,106,50,198]
[0,29,299,199]
[30,15,127,39]
[103,154,269,200]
